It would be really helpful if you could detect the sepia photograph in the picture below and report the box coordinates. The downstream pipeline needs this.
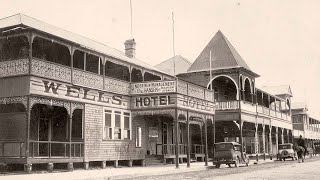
[0,0,320,179]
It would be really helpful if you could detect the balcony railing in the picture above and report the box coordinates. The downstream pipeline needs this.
[156,144,204,156]
[216,101,239,110]
[0,141,26,158]
[0,58,131,95]
[29,140,83,158]
[192,144,204,154]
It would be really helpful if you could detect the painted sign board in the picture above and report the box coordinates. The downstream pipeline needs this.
[131,81,176,95]
[29,77,130,109]
[131,94,176,109]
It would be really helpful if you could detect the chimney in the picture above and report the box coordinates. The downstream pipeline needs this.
[124,39,136,58]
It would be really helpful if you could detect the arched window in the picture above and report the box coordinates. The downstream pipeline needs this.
[209,76,238,101]
[0,35,29,62]
[32,37,70,66]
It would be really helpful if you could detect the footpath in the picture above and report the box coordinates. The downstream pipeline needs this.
[0,159,275,180]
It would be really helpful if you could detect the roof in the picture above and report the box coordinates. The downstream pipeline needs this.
[261,85,293,97]
[155,55,191,76]
[187,30,258,77]
[291,102,308,110]
[0,14,171,76]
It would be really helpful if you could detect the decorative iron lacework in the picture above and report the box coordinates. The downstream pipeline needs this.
[73,69,103,90]
[188,111,205,121]
[30,96,71,115]
[0,59,29,77]
[71,102,84,114]
[188,84,204,99]
[31,59,71,82]
[132,109,175,118]
[104,77,130,95]
[204,89,213,101]
[177,80,188,95]
[0,96,28,109]
[177,109,187,120]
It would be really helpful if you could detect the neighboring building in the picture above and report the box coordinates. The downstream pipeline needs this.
[291,103,320,147]
[178,30,293,159]
[155,55,191,76]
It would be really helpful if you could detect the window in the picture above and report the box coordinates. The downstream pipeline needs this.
[103,109,131,140]
[103,110,112,139]
[124,112,131,140]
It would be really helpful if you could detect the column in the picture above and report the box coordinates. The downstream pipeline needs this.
[275,128,279,154]
[239,121,244,160]
[204,119,208,166]
[281,128,284,144]
[186,114,190,168]
[175,110,179,169]
[69,105,72,159]
[262,125,266,160]
[25,97,31,172]
[255,125,259,161]
[269,127,273,160]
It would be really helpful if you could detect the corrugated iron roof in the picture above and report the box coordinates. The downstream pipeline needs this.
[187,30,257,77]
[0,13,172,76]
[155,55,191,76]
[260,85,293,97]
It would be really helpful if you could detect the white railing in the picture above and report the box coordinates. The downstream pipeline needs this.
[241,101,256,112]
[216,101,239,110]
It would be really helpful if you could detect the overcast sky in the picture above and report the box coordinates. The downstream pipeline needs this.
[1,0,320,118]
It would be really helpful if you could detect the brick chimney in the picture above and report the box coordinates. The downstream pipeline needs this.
[124,39,136,58]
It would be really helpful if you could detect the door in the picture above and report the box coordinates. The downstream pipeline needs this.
[162,123,168,154]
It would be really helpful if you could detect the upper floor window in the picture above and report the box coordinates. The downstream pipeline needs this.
[73,50,102,75]
[131,68,143,82]
[103,108,131,140]
[144,71,161,81]
[0,35,29,62]
[32,37,70,66]
[105,60,130,81]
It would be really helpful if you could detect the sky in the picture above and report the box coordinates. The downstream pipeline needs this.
[1,0,320,118]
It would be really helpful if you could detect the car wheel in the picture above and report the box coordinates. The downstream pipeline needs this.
[283,158,286,161]
[235,158,240,168]
[216,163,220,168]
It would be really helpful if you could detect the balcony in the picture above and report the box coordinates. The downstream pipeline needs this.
[216,100,291,121]
[0,58,131,96]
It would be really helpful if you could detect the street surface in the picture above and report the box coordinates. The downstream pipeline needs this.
[123,157,320,180]
[1,156,319,180]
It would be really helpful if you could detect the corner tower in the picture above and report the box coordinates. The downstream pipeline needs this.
[178,30,259,102]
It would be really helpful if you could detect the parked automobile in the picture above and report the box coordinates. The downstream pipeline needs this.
[212,142,250,168]
[277,143,297,161]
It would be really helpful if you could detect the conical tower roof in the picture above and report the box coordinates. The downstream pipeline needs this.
[187,30,258,77]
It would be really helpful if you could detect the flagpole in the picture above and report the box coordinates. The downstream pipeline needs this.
[172,12,176,77]
[130,0,133,38]
[209,50,212,90]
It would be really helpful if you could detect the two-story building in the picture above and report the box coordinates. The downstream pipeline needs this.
[0,14,214,172]
[291,103,320,148]
[177,31,293,160]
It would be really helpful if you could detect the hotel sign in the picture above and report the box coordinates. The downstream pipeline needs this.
[131,81,176,95]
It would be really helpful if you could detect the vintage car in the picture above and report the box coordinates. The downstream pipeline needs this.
[277,143,297,161]
[212,142,250,168]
